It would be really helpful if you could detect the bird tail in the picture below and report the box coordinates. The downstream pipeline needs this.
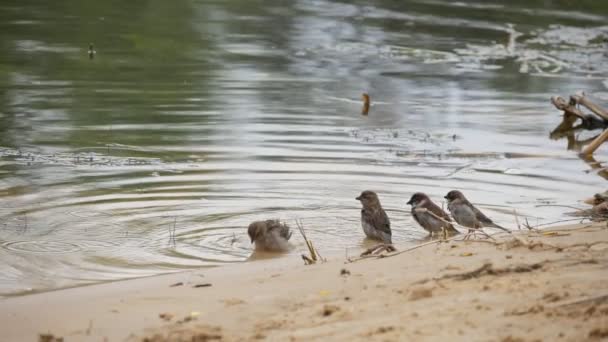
[489,222,511,233]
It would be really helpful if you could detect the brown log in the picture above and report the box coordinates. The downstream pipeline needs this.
[551,96,587,120]
[549,117,580,139]
[551,96,606,129]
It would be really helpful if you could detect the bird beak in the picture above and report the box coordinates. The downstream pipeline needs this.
[356,196,361,200]
[406,199,413,205]
[444,195,448,199]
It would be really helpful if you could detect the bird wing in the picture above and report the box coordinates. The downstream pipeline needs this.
[411,207,423,226]
[468,202,507,230]
[266,220,292,241]
[372,208,391,236]
[426,201,452,221]
[278,223,292,241]
[451,200,481,228]
[426,201,459,233]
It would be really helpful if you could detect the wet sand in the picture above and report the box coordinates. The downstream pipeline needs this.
[1,222,607,341]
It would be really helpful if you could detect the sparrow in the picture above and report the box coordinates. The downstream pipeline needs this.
[356,190,392,244]
[247,219,292,252]
[407,192,459,237]
[444,190,509,233]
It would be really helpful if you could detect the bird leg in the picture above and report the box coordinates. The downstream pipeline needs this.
[463,228,495,241]
[360,243,397,256]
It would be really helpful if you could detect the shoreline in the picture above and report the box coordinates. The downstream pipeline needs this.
[1,222,607,341]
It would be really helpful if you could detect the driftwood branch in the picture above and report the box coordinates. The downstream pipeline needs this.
[551,94,608,156]
[551,96,605,129]
[570,95,608,122]
[581,128,608,156]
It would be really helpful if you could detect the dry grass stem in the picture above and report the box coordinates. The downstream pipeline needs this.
[297,219,323,264]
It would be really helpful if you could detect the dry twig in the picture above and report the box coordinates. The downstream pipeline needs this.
[582,129,608,156]
[436,262,544,282]
[570,94,608,121]
[297,219,323,264]
[551,96,605,129]
[346,234,462,263]
[549,293,608,308]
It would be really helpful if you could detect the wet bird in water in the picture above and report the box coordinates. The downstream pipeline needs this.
[88,43,96,59]
[407,192,459,238]
[356,190,392,243]
[247,220,292,252]
[444,190,509,236]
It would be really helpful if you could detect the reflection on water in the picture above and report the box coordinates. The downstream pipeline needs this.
[0,0,607,296]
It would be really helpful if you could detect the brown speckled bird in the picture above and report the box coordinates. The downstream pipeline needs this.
[407,192,459,237]
[247,220,292,252]
[356,190,392,244]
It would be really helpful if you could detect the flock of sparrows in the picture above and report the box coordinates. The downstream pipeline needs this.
[248,190,509,252]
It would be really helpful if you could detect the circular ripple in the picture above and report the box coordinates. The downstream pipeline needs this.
[2,240,82,254]
[176,226,252,260]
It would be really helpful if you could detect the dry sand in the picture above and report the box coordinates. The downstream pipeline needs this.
[1,222,607,342]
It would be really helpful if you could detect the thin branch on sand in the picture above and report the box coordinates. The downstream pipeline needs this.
[417,261,545,284]
[549,293,608,309]
[297,219,323,265]
[346,234,462,263]
[532,218,591,228]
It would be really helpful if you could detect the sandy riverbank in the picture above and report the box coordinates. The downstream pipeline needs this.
[1,222,607,341]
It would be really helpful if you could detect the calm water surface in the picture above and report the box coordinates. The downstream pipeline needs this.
[0,0,607,296]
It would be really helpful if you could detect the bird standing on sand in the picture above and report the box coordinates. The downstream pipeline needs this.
[356,190,392,244]
[444,190,510,236]
[407,192,459,238]
[247,220,292,252]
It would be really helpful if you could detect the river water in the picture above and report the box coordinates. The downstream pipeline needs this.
[0,0,607,296]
